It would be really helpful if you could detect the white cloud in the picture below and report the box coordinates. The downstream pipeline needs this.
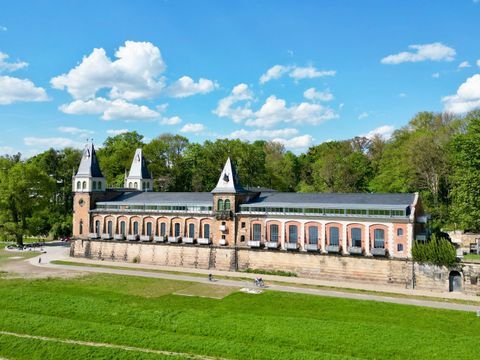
[57,126,94,137]
[166,76,217,98]
[381,42,456,64]
[0,26,7,32]
[358,112,369,120]
[180,123,205,133]
[303,87,334,102]
[432,72,440,78]
[442,74,480,114]
[272,135,314,149]
[0,145,14,154]
[476,59,480,67]
[458,61,471,69]
[259,64,335,84]
[24,136,83,149]
[0,52,28,72]
[399,93,407,97]
[160,116,181,125]
[361,125,395,140]
[213,83,254,123]
[59,97,159,120]
[229,128,299,141]
[106,129,129,136]
[0,75,48,105]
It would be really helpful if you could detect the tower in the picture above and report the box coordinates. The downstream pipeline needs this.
[124,148,153,191]
[72,143,106,239]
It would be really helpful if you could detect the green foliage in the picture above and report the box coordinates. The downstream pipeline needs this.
[412,234,457,267]
[241,268,297,277]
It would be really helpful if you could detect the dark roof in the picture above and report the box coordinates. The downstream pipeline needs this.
[97,191,212,206]
[241,192,416,209]
[76,143,103,178]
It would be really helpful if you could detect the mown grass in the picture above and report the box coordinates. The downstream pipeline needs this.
[0,244,40,265]
[464,254,480,262]
[0,274,479,359]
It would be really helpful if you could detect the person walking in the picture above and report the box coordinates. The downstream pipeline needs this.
[38,257,41,264]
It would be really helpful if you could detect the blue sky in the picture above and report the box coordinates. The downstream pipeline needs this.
[1,0,480,156]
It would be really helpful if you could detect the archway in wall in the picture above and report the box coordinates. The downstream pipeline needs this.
[449,271,462,292]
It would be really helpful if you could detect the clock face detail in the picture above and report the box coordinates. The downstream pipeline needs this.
[78,199,85,207]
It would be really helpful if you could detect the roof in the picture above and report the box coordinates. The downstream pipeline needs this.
[76,143,103,178]
[97,191,213,206]
[240,192,416,209]
[127,148,151,179]
[211,157,247,194]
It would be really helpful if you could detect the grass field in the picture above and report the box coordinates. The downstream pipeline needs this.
[0,274,479,359]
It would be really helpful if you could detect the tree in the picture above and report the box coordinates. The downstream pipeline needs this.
[412,234,457,267]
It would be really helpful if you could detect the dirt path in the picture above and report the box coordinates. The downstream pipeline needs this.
[0,330,228,360]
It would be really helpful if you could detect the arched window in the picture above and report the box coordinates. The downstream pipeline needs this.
[129,182,133,188]
[160,223,166,236]
[146,222,152,236]
[107,221,113,236]
[98,181,102,190]
[174,223,180,237]
[374,229,385,248]
[224,199,231,210]
[77,181,81,190]
[269,224,279,242]
[82,181,87,190]
[120,221,126,235]
[188,223,195,238]
[308,226,318,244]
[95,220,101,235]
[351,228,362,247]
[253,224,261,241]
[329,227,339,246]
[217,199,224,211]
[92,181,97,190]
[133,221,139,235]
[146,182,150,189]
[79,220,83,235]
[288,225,298,243]
[142,182,146,190]
[397,228,404,236]
[203,223,210,239]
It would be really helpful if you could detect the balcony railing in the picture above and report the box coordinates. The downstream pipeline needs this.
[305,243,319,251]
[348,246,363,255]
[371,248,386,256]
[285,242,299,250]
[88,233,100,240]
[114,234,125,241]
[101,233,112,240]
[265,241,280,249]
[168,236,181,243]
[183,237,195,244]
[127,234,139,241]
[154,235,166,242]
[326,245,340,253]
[248,240,261,248]
[197,237,211,245]
[215,210,232,220]
[140,235,152,242]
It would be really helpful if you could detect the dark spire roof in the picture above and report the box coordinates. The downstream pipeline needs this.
[127,148,151,179]
[211,157,246,193]
[76,143,104,178]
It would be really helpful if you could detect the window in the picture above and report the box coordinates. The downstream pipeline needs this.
[203,223,210,239]
[188,223,195,238]
[374,229,385,248]
[351,228,362,247]
[240,235,245,242]
[79,220,83,235]
[142,182,146,190]
[98,182,102,190]
[397,228,404,236]
[270,224,279,242]
[241,222,246,228]
[329,227,339,246]
[224,199,231,210]
[308,226,318,244]
[174,223,180,237]
[95,220,101,235]
[253,224,261,241]
[107,221,113,236]
[146,182,150,189]
[397,244,404,252]
[82,181,87,190]
[288,225,298,243]
[129,182,133,188]
[217,199,224,211]
[120,221,126,235]
[93,181,97,190]
[146,223,152,236]
[133,221,139,235]
[160,223,166,236]
[77,181,81,190]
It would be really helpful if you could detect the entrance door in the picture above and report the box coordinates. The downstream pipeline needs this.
[449,271,462,292]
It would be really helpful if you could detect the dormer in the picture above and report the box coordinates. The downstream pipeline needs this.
[124,148,153,191]
[73,143,106,193]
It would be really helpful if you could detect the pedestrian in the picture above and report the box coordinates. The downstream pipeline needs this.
[38,257,41,264]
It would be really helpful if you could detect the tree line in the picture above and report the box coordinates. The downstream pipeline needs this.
[1,110,480,244]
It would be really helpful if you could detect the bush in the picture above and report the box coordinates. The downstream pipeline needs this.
[242,268,297,277]
[412,233,457,267]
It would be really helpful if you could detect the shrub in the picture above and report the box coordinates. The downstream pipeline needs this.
[132,255,140,264]
[242,268,297,277]
[412,233,457,267]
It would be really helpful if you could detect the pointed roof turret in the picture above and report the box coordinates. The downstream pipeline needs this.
[127,148,151,179]
[76,143,103,177]
[211,157,245,193]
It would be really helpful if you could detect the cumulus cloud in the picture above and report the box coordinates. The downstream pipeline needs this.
[59,97,159,120]
[259,64,335,84]
[272,135,314,149]
[361,125,395,140]
[106,129,129,136]
[0,52,28,72]
[358,112,369,120]
[24,136,84,149]
[0,76,48,105]
[213,83,254,123]
[442,74,480,114]
[160,116,182,125]
[166,76,217,98]
[458,61,471,69]
[229,128,299,141]
[303,87,334,102]
[381,42,456,64]
[476,59,480,67]
[180,123,205,133]
[57,126,94,137]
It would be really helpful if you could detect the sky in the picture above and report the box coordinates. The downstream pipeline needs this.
[1,0,480,157]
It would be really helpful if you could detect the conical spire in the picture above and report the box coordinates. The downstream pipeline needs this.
[76,143,103,177]
[127,148,151,179]
[211,157,245,193]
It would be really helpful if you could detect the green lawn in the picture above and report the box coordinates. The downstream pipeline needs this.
[0,274,479,360]
[464,254,480,262]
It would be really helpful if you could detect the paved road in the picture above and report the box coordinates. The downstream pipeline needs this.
[19,242,480,313]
